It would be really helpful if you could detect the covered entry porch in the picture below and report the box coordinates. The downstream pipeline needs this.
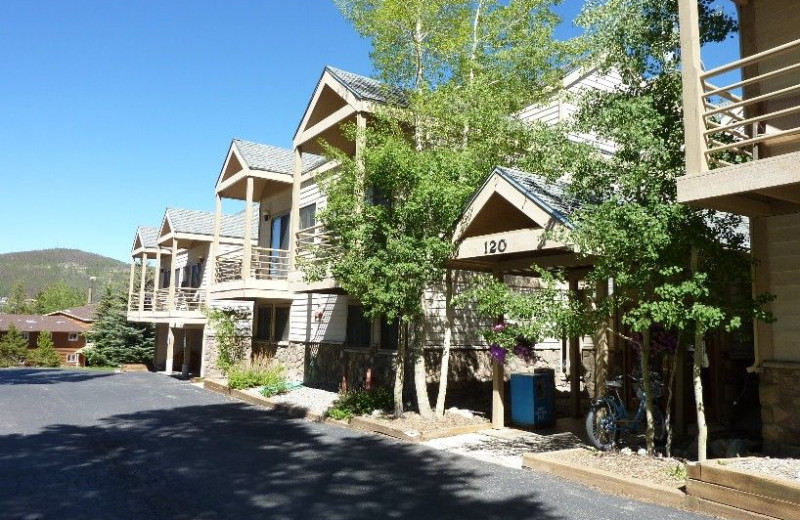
[449,166,609,427]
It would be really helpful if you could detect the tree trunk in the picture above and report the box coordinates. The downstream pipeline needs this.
[393,321,407,418]
[435,269,454,417]
[641,328,656,455]
[664,331,681,458]
[693,329,707,461]
[691,246,708,462]
[414,298,433,418]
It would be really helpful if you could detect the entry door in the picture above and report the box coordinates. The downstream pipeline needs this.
[270,214,290,277]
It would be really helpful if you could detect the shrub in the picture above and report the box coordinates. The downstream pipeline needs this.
[326,386,394,421]
[227,362,285,390]
[28,331,61,368]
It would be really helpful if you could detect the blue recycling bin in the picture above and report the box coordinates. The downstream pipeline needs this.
[511,370,555,428]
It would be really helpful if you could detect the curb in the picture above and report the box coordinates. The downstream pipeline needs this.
[522,449,686,510]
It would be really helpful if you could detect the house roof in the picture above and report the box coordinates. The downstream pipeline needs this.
[137,226,160,248]
[325,66,407,105]
[46,304,96,323]
[164,206,259,240]
[232,139,328,175]
[492,166,577,225]
[0,314,90,334]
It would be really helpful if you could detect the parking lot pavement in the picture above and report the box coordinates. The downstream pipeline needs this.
[0,369,708,520]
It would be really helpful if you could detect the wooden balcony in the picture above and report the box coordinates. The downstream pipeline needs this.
[215,246,290,283]
[293,225,339,292]
[678,36,800,215]
[127,288,207,322]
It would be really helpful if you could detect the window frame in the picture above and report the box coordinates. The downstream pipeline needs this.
[68,332,79,342]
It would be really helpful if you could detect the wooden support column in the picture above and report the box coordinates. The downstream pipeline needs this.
[242,176,254,280]
[492,271,505,429]
[168,239,177,309]
[154,248,162,294]
[209,194,222,288]
[677,0,708,174]
[181,328,190,378]
[569,271,581,418]
[594,279,610,400]
[127,261,136,311]
[165,326,175,373]
[138,253,148,312]
[289,146,302,271]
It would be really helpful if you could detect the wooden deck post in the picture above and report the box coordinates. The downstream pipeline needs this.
[209,194,222,289]
[127,261,136,311]
[290,147,302,272]
[677,0,708,174]
[492,270,505,429]
[154,248,162,298]
[569,271,581,418]
[165,326,175,374]
[138,253,148,313]
[168,239,177,309]
[242,176,254,280]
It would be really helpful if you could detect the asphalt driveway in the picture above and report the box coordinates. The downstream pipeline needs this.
[0,369,709,520]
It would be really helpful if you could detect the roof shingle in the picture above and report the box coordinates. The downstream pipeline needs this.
[232,139,328,175]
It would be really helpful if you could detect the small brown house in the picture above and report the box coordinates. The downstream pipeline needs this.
[0,306,95,366]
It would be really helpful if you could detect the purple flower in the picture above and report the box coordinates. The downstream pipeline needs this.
[489,344,506,363]
[493,323,506,333]
[514,343,534,361]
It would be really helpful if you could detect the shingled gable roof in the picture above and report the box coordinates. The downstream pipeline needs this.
[131,226,160,254]
[325,66,406,105]
[46,304,96,323]
[492,166,576,226]
[216,139,329,190]
[0,314,90,334]
[160,206,259,241]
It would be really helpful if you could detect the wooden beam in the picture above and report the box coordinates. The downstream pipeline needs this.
[755,185,800,205]
[455,228,568,260]
[242,176,254,280]
[138,253,148,313]
[127,262,136,310]
[492,270,505,429]
[296,105,357,147]
[290,147,303,271]
[677,0,709,174]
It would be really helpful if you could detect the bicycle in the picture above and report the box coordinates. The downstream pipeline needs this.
[585,374,666,451]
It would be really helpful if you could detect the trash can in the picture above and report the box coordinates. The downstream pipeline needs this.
[511,370,555,428]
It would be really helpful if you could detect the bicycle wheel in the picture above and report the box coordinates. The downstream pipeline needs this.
[586,402,618,451]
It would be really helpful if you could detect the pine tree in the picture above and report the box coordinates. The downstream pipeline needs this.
[0,324,29,367]
[85,286,155,366]
[28,330,62,368]
[4,282,34,314]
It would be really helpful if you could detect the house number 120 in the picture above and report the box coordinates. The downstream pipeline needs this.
[484,239,507,254]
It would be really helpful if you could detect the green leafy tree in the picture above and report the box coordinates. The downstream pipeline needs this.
[84,286,154,366]
[0,324,29,367]
[325,0,570,418]
[4,282,35,314]
[28,330,62,368]
[205,307,252,375]
[34,281,86,314]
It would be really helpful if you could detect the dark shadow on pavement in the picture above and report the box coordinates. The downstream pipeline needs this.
[0,368,115,385]
[0,401,565,520]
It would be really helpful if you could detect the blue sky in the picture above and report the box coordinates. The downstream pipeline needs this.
[0,1,738,263]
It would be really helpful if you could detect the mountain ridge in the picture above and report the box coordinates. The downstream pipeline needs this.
[0,248,129,297]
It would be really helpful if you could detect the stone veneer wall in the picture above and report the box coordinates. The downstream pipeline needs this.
[202,335,252,381]
[281,342,598,404]
[760,362,800,455]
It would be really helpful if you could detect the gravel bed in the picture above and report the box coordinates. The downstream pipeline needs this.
[725,457,800,483]
[243,386,340,417]
[555,448,687,489]
[369,410,490,434]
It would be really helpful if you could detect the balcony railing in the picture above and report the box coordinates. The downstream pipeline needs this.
[128,291,154,312]
[700,37,800,168]
[296,224,333,261]
[174,287,206,311]
[215,246,290,283]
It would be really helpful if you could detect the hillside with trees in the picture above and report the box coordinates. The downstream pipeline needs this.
[0,249,128,299]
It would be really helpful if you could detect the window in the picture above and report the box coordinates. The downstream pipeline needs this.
[275,306,290,342]
[21,331,30,341]
[255,306,272,341]
[380,317,399,350]
[68,333,79,341]
[174,268,180,288]
[190,263,202,288]
[181,265,191,287]
[255,305,290,342]
[67,354,77,363]
[270,214,290,251]
[299,203,316,231]
[161,269,170,289]
[346,305,372,348]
